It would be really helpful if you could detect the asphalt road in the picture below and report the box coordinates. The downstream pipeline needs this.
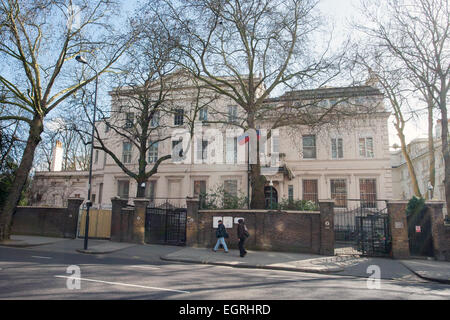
[1,240,449,300]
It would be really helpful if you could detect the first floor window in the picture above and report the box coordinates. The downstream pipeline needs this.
[150,111,160,127]
[172,139,183,161]
[331,138,343,159]
[125,112,134,128]
[359,137,374,158]
[226,137,238,164]
[148,141,159,163]
[303,180,318,204]
[224,180,238,199]
[196,139,208,161]
[228,106,237,123]
[145,181,156,200]
[303,135,316,159]
[199,108,208,121]
[174,108,184,125]
[122,142,132,163]
[331,179,347,208]
[118,180,130,199]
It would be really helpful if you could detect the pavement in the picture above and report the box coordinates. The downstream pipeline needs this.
[1,235,449,285]
[401,259,450,284]
[0,235,69,247]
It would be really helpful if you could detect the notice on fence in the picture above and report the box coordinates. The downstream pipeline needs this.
[223,216,233,228]
[213,216,222,228]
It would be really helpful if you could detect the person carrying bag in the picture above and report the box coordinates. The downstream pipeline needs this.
[213,220,229,253]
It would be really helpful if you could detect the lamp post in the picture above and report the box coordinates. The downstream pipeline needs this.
[76,55,98,250]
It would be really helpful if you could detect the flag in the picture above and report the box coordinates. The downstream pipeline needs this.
[237,130,261,145]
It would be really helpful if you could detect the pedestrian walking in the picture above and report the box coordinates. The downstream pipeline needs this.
[237,219,249,257]
[213,220,229,253]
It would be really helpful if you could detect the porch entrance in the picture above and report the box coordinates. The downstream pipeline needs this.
[407,207,433,257]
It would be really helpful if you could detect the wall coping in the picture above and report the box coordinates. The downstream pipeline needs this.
[16,206,67,209]
[198,209,320,215]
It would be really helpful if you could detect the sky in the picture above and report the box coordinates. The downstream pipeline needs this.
[105,0,431,147]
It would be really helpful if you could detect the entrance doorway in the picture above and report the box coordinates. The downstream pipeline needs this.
[264,186,278,209]
[407,207,434,257]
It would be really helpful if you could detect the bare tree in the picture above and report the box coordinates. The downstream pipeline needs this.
[358,0,449,207]
[156,0,348,208]
[0,0,130,240]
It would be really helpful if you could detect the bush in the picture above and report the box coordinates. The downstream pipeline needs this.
[276,199,318,211]
[199,184,248,210]
[406,196,425,217]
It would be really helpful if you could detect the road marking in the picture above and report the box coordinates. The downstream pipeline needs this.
[129,265,160,270]
[54,276,190,294]
[31,256,52,259]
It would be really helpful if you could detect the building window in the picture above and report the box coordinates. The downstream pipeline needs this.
[359,137,374,158]
[272,134,280,153]
[224,180,238,198]
[145,181,156,201]
[288,185,294,202]
[331,138,343,159]
[122,142,132,164]
[226,137,238,164]
[91,194,96,204]
[151,111,160,127]
[117,180,130,199]
[104,152,107,166]
[331,179,347,208]
[228,106,237,123]
[302,180,318,204]
[104,121,110,133]
[125,112,134,129]
[196,139,208,161]
[172,139,183,161]
[303,135,316,159]
[360,179,377,208]
[148,141,159,163]
[194,180,206,198]
[94,150,99,164]
[98,183,103,204]
[199,108,208,121]
[174,109,184,126]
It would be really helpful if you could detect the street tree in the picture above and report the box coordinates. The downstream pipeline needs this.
[0,0,130,240]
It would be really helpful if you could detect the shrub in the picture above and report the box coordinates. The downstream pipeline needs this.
[406,196,425,217]
[199,184,248,210]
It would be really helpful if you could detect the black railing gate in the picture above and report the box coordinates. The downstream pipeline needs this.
[145,199,187,246]
[334,199,391,256]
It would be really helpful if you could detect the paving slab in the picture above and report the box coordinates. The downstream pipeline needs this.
[401,259,450,284]
[76,241,137,254]
[160,247,365,274]
[0,235,69,248]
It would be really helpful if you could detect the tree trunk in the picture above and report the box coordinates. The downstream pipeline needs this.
[427,99,435,199]
[398,128,422,198]
[0,115,44,240]
[439,89,450,216]
[249,163,266,209]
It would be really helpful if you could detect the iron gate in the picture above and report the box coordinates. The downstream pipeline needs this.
[145,199,187,246]
[407,206,433,257]
[334,199,391,256]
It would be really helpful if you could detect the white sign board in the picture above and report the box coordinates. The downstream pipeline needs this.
[213,216,222,228]
[223,216,233,228]
[395,221,404,229]
[234,217,244,224]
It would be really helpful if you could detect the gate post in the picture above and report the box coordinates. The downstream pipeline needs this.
[133,198,149,244]
[319,200,335,256]
[111,197,128,242]
[186,197,200,247]
[387,201,410,259]
[425,201,448,261]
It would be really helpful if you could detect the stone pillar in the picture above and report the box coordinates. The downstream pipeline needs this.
[64,198,84,238]
[186,197,200,247]
[387,201,410,259]
[111,197,128,242]
[121,207,134,242]
[319,200,335,256]
[133,198,149,244]
[426,201,448,261]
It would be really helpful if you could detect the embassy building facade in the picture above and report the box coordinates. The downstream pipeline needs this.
[31,73,393,209]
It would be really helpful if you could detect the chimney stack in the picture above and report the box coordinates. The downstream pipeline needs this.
[50,140,63,171]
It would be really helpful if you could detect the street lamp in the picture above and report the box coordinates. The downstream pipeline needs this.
[76,55,98,251]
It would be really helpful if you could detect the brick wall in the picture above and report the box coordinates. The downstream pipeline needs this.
[187,200,334,255]
[11,198,83,238]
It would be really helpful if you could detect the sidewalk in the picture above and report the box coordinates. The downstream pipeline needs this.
[76,241,137,254]
[0,235,69,247]
[401,259,450,284]
[161,247,364,274]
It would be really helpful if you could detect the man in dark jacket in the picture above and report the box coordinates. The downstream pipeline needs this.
[213,220,229,253]
[237,219,248,257]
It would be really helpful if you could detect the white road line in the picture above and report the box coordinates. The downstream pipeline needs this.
[129,265,160,270]
[31,256,52,259]
[54,276,190,294]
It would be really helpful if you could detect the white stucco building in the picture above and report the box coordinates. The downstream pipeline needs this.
[31,73,393,209]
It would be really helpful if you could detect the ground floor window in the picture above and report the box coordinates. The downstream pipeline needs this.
[303,179,318,204]
[118,180,130,199]
[264,186,278,209]
[360,178,377,208]
[330,179,347,208]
